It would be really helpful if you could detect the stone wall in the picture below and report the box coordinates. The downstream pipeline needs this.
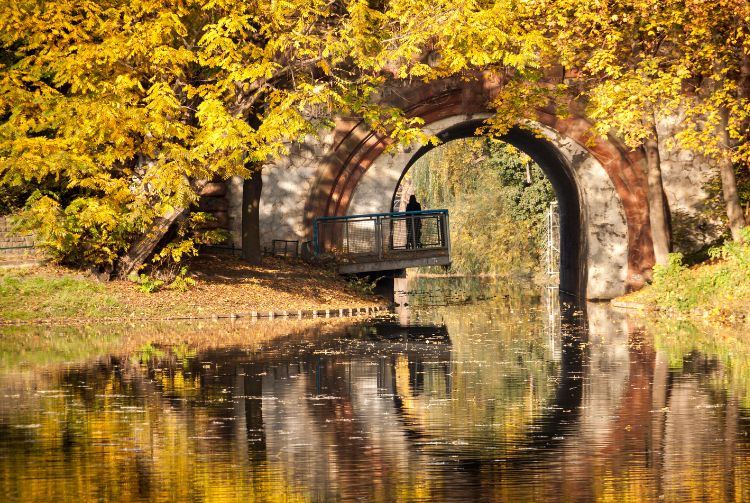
[257,131,337,251]
[208,131,338,253]
[657,114,724,254]
[216,75,723,299]
[0,216,39,263]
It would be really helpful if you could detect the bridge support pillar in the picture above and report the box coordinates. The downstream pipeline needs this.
[357,269,405,306]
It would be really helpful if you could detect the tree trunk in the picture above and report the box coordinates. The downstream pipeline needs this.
[644,123,671,266]
[739,41,750,140]
[114,179,209,279]
[718,107,746,241]
[114,206,190,279]
[242,172,263,265]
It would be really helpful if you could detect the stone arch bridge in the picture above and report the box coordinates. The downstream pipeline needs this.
[203,74,714,300]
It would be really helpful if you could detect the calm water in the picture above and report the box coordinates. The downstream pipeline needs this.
[1,278,750,502]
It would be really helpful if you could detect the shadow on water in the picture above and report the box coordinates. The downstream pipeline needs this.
[517,294,587,454]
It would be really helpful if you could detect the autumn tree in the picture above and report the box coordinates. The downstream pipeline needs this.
[548,0,750,250]
[0,0,572,277]
[672,0,750,241]
[543,0,686,265]
[0,0,430,276]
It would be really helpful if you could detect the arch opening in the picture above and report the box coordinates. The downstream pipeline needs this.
[387,120,583,295]
[343,115,631,300]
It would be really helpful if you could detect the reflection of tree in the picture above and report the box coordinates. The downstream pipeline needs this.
[4,300,750,502]
[651,319,750,409]
[0,344,305,502]
[551,317,750,503]
[647,319,750,502]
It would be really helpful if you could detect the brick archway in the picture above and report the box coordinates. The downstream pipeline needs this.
[301,76,654,298]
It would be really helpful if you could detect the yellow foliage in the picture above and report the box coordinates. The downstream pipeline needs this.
[7,0,745,269]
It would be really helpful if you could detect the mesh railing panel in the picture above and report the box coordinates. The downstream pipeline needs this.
[383,217,407,251]
[416,214,443,248]
[315,211,448,262]
[381,215,444,257]
[316,217,378,258]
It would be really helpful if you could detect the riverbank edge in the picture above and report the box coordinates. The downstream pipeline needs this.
[0,257,388,325]
[610,297,749,324]
[0,305,390,327]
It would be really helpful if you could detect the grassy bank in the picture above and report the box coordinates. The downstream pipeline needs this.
[617,232,750,322]
[0,254,382,323]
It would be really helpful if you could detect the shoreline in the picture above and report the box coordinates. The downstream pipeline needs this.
[0,304,388,326]
[610,297,749,325]
[0,254,385,325]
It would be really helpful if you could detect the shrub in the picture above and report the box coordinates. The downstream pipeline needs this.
[16,192,227,277]
[347,276,377,296]
[708,227,750,277]
[16,193,137,269]
[128,273,165,294]
[168,267,197,292]
[650,253,697,311]
[148,212,228,280]
[648,232,750,313]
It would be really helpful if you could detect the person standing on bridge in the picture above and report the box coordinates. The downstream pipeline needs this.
[405,194,422,249]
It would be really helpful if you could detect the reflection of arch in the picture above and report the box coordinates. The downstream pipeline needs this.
[303,76,654,300]
[387,298,587,463]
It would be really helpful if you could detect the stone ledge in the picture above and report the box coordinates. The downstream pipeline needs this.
[0,305,390,326]
[610,300,648,310]
[0,254,47,268]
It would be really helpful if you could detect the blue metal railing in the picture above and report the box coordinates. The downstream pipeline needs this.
[312,209,450,261]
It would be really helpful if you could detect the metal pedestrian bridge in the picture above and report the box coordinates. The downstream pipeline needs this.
[312,210,451,274]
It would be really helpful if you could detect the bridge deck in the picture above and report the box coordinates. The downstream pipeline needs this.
[313,210,451,274]
[337,248,452,274]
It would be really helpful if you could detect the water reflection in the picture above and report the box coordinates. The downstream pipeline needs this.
[1,278,750,502]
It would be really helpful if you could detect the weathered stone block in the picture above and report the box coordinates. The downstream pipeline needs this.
[199,182,227,197]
